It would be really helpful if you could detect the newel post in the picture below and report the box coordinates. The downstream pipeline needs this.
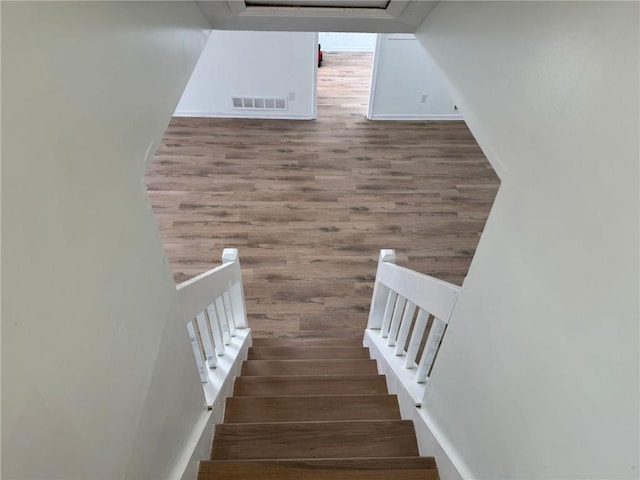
[367,249,396,329]
[222,248,238,264]
[222,248,248,328]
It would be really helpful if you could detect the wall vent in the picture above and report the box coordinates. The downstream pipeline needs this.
[232,96,287,111]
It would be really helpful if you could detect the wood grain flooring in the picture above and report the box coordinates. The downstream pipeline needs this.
[211,420,419,460]
[247,346,371,360]
[146,52,500,339]
[241,359,379,376]
[223,394,401,423]
[233,374,389,396]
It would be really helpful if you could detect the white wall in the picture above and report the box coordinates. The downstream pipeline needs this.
[319,32,377,52]
[2,3,211,479]
[368,34,461,120]
[176,30,317,119]
[414,2,639,479]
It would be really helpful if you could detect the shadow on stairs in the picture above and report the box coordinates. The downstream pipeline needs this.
[197,337,440,479]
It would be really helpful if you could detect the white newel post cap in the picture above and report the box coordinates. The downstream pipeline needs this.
[222,248,239,264]
[379,249,396,264]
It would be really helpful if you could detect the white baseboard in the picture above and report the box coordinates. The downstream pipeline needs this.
[174,329,252,480]
[173,111,315,120]
[364,329,471,480]
[367,113,464,121]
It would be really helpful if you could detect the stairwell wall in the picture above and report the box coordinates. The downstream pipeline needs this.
[367,33,461,120]
[2,3,210,478]
[414,2,639,479]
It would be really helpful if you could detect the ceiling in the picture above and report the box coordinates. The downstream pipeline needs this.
[196,0,438,33]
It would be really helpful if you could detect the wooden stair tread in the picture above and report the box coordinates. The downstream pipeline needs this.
[233,375,388,396]
[199,458,439,479]
[248,346,370,360]
[211,420,419,460]
[224,394,401,423]
[251,337,363,347]
[241,359,378,376]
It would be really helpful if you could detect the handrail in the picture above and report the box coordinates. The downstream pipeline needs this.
[176,248,250,406]
[365,249,460,406]
[177,249,248,328]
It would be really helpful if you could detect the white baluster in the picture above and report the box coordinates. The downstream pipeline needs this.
[222,291,236,337]
[221,248,237,264]
[367,249,396,329]
[215,296,231,345]
[186,321,208,383]
[206,303,226,356]
[222,249,248,328]
[195,311,217,368]
[394,301,417,356]
[405,309,428,368]
[380,290,398,338]
[387,296,407,347]
[415,317,447,383]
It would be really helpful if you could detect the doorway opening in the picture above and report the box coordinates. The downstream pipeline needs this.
[316,32,376,118]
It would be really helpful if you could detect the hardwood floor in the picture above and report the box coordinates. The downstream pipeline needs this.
[145,52,500,339]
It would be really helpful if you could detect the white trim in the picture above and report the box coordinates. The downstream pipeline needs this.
[312,32,319,120]
[174,410,212,480]
[385,0,411,17]
[237,6,395,20]
[173,111,315,120]
[227,0,246,15]
[365,329,471,480]
[367,33,382,120]
[368,113,464,121]
[388,33,416,40]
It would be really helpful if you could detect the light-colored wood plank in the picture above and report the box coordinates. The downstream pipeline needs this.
[251,337,363,347]
[233,375,388,396]
[241,358,378,376]
[247,346,370,360]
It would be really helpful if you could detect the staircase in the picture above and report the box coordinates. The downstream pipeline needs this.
[197,337,440,479]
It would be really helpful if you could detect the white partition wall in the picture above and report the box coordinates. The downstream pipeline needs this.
[176,30,318,119]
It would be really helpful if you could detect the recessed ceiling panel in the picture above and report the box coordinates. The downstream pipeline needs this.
[196,0,438,33]
[245,0,391,8]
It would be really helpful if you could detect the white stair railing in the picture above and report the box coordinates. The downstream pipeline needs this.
[177,248,250,406]
[365,249,461,406]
